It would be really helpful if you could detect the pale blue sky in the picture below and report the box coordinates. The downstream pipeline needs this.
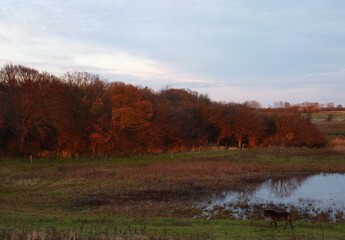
[1,0,345,106]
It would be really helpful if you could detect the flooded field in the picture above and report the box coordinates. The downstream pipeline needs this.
[197,173,345,222]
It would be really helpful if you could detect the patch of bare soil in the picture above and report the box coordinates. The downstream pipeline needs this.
[70,171,345,222]
[70,173,266,217]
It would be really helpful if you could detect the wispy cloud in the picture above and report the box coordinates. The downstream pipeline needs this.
[0,21,36,42]
[301,68,345,79]
[1,0,345,105]
[74,51,215,86]
[0,22,215,88]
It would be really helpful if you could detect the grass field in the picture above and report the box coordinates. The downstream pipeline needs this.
[1,147,345,239]
[312,111,345,139]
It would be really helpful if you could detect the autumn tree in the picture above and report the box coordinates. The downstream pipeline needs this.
[204,102,235,146]
[0,64,70,155]
[264,111,326,147]
[108,82,154,154]
[232,105,273,147]
[0,63,329,156]
[110,82,152,131]
[159,88,210,149]
[62,72,110,155]
[294,119,326,147]
[138,97,179,152]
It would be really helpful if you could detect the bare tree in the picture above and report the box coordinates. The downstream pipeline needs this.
[244,100,262,109]
[63,71,110,154]
[0,64,69,154]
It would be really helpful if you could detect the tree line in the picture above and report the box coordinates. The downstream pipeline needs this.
[0,64,326,157]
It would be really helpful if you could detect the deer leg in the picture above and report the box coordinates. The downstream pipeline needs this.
[274,221,277,229]
[284,220,287,230]
[289,219,293,229]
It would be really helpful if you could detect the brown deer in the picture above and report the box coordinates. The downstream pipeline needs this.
[263,209,293,230]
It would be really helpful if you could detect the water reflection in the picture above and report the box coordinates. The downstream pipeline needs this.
[264,175,307,198]
[199,173,345,222]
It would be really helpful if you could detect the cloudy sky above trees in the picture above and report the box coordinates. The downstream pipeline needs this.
[1,0,345,106]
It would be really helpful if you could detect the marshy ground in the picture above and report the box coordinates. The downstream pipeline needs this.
[1,147,345,239]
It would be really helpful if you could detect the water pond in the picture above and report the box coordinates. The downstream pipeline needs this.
[197,173,345,222]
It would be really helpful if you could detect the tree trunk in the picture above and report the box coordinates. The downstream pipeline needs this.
[18,135,25,154]
[238,137,242,148]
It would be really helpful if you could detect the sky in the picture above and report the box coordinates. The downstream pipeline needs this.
[1,0,345,106]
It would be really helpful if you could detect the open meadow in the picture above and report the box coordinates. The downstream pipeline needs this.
[1,146,345,239]
[312,111,345,140]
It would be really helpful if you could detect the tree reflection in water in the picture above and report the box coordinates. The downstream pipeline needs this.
[199,173,345,222]
[263,175,310,198]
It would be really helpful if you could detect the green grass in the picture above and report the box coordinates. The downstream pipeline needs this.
[312,111,345,122]
[316,121,345,138]
[1,148,345,239]
[312,111,345,139]
[0,213,344,239]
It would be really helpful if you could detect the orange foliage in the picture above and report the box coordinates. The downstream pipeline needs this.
[0,64,328,157]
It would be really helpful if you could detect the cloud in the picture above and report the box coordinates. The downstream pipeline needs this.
[301,68,345,79]
[73,51,215,86]
[1,0,345,106]
[0,22,215,88]
[0,21,36,42]
[1,21,343,106]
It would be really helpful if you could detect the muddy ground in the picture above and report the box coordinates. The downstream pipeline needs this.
[71,172,345,222]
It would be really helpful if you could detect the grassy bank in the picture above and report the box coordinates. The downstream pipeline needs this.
[0,148,345,239]
[0,212,344,239]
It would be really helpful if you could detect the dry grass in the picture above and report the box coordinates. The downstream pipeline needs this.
[1,148,345,240]
[328,137,345,152]
[315,121,345,139]
[68,161,270,217]
[113,161,265,188]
